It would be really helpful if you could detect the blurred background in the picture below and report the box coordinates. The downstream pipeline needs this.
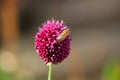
[0,0,120,80]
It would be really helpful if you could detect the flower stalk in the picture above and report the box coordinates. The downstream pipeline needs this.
[48,63,52,80]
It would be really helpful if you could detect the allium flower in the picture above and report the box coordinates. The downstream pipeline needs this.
[35,19,71,64]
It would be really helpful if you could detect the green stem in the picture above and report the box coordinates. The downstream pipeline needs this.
[48,63,52,80]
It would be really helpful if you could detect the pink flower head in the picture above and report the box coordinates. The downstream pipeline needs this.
[35,18,71,64]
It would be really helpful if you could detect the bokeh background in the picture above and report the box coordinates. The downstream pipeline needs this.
[0,0,120,80]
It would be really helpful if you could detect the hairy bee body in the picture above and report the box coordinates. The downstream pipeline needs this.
[57,29,70,42]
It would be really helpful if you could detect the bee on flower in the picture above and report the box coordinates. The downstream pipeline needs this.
[57,29,70,42]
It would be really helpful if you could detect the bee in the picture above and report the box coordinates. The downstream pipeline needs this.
[57,29,70,42]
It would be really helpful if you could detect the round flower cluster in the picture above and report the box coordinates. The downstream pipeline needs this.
[35,19,71,64]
